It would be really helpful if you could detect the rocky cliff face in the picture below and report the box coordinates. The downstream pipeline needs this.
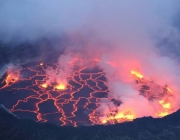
[0,104,180,140]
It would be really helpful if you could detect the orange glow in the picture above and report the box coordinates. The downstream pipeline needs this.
[40,62,43,66]
[102,119,107,124]
[55,84,66,90]
[0,72,19,90]
[114,112,135,121]
[131,70,143,78]
[98,70,175,125]
[102,112,135,124]
[5,74,18,84]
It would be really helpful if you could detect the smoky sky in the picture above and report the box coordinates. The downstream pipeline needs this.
[0,0,180,46]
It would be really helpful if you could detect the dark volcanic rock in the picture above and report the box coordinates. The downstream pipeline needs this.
[0,104,180,140]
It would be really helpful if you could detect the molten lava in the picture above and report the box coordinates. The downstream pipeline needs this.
[158,112,168,117]
[132,70,174,118]
[100,111,135,125]
[131,70,143,79]
[159,100,171,109]
[0,60,176,126]
[55,84,66,90]
[42,83,47,88]
[0,72,19,89]
[97,69,175,125]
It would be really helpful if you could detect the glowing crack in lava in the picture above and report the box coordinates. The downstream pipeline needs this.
[0,59,109,126]
[0,59,176,126]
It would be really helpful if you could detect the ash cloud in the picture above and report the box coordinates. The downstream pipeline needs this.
[1,0,180,122]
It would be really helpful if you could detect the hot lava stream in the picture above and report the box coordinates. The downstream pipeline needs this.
[0,59,175,126]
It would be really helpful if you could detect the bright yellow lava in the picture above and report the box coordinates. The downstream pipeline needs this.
[115,113,135,120]
[158,100,171,117]
[159,100,171,109]
[55,84,66,90]
[102,112,135,124]
[42,83,47,88]
[131,70,143,79]
[162,103,171,109]
[158,112,168,117]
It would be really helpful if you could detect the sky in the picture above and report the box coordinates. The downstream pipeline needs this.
[0,0,179,44]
